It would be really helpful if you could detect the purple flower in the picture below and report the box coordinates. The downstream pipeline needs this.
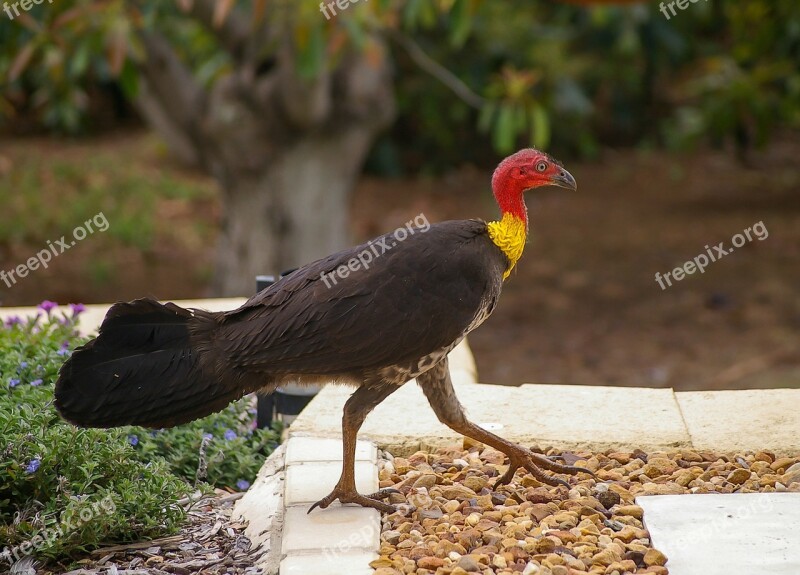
[236,479,250,491]
[57,348,70,357]
[30,379,43,387]
[128,434,139,446]
[9,378,20,388]
[25,459,41,474]
[19,361,28,370]
[202,432,213,441]
[4,316,21,327]
[223,429,237,441]
[38,301,58,314]
[69,303,86,316]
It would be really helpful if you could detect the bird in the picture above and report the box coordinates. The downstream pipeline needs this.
[54,148,587,513]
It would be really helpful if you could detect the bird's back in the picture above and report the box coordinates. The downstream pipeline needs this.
[212,219,509,380]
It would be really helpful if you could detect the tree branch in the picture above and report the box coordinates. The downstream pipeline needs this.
[275,40,332,130]
[185,0,251,60]
[388,30,485,109]
[134,30,207,164]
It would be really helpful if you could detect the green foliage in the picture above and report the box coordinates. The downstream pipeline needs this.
[0,0,135,133]
[1,0,798,162]
[661,0,800,151]
[384,0,800,167]
[126,404,281,491]
[0,305,280,564]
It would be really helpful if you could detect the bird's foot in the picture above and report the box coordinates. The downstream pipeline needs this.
[308,487,401,514]
[494,447,594,489]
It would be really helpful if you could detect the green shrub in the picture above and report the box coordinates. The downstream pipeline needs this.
[126,402,281,491]
[1,303,280,565]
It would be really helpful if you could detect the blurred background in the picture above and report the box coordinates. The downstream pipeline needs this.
[1,0,798,391]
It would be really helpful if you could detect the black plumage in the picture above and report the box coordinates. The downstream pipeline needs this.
[56,220,502,428]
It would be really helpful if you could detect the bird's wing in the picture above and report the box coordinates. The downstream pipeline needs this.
[215,219,505,375]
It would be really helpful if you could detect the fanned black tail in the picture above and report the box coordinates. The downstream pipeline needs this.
[54,298,254,429]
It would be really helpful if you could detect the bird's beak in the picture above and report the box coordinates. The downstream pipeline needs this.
[550,168,577,191]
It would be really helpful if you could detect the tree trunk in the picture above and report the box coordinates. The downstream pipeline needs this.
[212,126,377,296]
[132,24,395,297]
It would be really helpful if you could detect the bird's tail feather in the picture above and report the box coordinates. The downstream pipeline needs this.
[55,298,256,428]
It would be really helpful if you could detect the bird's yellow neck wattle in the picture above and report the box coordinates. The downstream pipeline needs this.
[487,213,528,279]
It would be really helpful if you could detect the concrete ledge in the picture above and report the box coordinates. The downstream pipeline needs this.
[285,461,377,506]
[676,389,800,453]
[232,444,286,575]
[285,437,376,465]
[291,381,691,455]
[281,505,380,555]
[514,384,690,451]
[235,437,383,575]
[280,550,378,575]
[275,437,382,575]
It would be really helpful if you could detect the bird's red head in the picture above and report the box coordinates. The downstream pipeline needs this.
[491,148,576,223]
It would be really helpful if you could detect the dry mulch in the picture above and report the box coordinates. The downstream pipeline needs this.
[374,443,800,575]
[27,490,262,575]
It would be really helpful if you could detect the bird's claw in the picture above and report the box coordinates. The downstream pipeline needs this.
[494,450,594,488]
[308,486,401,514]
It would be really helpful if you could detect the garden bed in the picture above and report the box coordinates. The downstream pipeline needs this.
[55,490,261,575]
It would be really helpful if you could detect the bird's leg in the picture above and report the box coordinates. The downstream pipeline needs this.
[417,359,593,489]
[308,382,402,514]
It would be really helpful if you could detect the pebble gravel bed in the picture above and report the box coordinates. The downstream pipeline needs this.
[372,443,800,575]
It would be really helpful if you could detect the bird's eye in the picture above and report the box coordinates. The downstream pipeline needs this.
[536,161,548,172]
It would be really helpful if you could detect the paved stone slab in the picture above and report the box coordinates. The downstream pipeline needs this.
[281,505,380,555]
[292,381,690,455]
[284,437,376,465]
[676,389,800,453]
[280,550,378,575]
[512,384,689,452]
[285,461,378,506]
[638,493,800,574]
